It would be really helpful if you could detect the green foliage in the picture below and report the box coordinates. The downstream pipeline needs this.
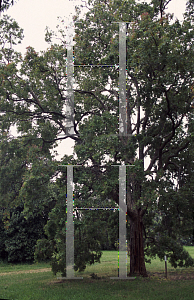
[34,238,54,262]
[1,204,47,263]
[0,211,7,260]
[34,190,120,275]
[0,0,14,12]
[145,234,194,269]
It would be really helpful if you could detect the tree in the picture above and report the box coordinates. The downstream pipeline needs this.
[0,0,14,12]
[0,133,58,263]
[0,203,48,263]
[69,0,194,276]
[0,0,194,277]
[0,15,110,272]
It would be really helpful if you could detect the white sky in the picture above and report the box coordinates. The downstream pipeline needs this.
[2,0,187,159]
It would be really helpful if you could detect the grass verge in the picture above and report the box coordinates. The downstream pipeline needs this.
[0,247,193,300]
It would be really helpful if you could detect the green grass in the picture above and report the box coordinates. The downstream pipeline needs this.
[0,260,50,273]
[0,247,194,300]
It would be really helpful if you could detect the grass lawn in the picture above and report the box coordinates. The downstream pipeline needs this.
[0,247,193,300]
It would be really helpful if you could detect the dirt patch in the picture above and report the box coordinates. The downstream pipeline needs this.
[168,274,194,281]
[0,268,51,276]
[148,271,194,281]
[48,280,66,285]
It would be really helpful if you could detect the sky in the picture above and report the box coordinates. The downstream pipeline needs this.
[2,0,188,160]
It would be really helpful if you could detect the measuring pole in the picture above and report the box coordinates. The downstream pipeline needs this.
[164,255,167,278]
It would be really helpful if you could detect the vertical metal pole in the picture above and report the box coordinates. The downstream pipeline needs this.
[57,165,83,280]
[164,255,167,279]
[66,24,75,136]
[118,164,127,277]
[66,165,74,278]
[111,164,135,279]
[119,22,127,136]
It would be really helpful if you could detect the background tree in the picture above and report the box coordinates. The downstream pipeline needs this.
[1,203,48,263]
[0,132,57,262]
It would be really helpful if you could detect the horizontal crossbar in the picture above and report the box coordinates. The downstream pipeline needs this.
[73,65,119,67]
[74,207,119,210]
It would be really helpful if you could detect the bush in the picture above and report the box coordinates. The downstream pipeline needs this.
[2,204,47,263]
[145,234,194,268]
[34,238,54,262]
[34,200,107,275]
[0,212,7,260]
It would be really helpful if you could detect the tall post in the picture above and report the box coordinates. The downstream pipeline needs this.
[164,255,167,279]
[57,165,83,280]
[66,24,75,136]
[66,165,74,278]
[118,164,127,277]
[111,164,135,279]
[119,22,127,136]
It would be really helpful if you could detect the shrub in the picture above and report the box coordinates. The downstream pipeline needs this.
[3,204,47,263]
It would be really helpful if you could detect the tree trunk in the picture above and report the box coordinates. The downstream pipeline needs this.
[129,209,148,277]
[111,180,148,277]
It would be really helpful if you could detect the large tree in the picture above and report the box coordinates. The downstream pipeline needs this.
[0,0,194,277]
[69,0,194,276]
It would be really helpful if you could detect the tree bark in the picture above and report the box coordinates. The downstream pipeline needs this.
[111,176,148,277]
[129,209,148,277]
